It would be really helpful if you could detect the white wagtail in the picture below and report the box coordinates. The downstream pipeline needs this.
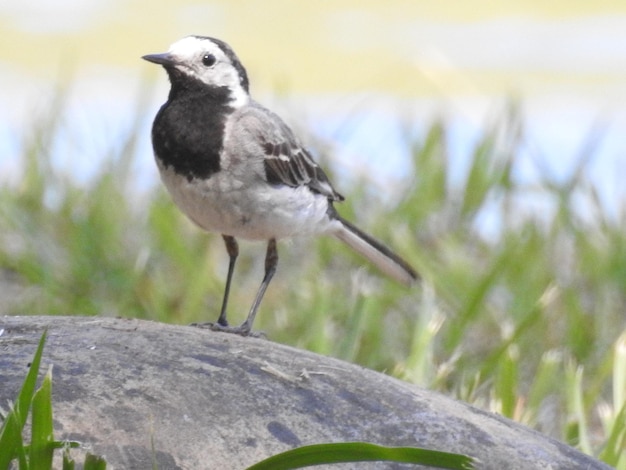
[142,35,417,335]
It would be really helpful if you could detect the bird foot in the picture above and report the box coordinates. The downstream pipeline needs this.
[190,322,265,338]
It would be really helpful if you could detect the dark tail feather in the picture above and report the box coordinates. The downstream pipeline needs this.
[332,215,418,286]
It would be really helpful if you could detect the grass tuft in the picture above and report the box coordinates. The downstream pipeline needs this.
[0,331,107,469]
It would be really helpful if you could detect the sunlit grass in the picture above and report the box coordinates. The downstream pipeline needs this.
[1,90,625,466]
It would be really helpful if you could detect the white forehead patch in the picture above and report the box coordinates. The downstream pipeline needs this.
[166,36,249,107]
[168,36,227,63]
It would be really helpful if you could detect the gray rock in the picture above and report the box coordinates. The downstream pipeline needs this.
[0,315,611,470]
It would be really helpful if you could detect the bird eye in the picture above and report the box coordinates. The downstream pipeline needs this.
[202,54,216,67]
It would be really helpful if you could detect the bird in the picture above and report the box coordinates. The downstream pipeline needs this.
[142,35,417,336]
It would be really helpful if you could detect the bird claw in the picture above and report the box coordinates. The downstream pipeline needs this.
[190,321,265,338]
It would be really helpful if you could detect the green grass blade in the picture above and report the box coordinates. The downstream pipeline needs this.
[59,441,82,469]
[63,449,76,470]
[494,345,519,419]
[0,412,26,470]
[598,403,626,466]
[613,332,626,417]
[527,350,562,413]
[443,249,511,354]
[0,330,48,468]
[30,365,55,470]
[565,362,592,454]
[84,453,107,470]
[16,330,47,427]
[245,442,474,470]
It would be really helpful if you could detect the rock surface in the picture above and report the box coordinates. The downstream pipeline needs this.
[0,315,611,470]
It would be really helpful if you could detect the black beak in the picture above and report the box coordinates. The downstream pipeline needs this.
[142,53,175,66]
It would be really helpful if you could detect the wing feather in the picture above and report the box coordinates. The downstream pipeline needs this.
[237,103,344,202]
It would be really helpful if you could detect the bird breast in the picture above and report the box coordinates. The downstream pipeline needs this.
[156,160,337,240]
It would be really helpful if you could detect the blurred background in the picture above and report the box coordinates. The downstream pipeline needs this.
[2,1,626,464]
[2,0,626,216]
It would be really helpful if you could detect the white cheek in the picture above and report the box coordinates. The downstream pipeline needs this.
[214,64,236,85]
[229,85,249,107]
[202,64,249,107]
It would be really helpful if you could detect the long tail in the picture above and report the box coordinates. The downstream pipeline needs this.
[332,214,418,286]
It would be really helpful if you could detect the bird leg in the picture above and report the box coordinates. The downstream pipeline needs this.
[205,238,277,337]
[216,234,239,327]
[191,235,238,330]
[237,238,278,334]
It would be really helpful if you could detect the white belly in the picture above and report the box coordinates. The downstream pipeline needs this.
[158,164,337,240]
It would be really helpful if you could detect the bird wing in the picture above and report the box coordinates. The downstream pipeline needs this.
[237,103,344,202]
